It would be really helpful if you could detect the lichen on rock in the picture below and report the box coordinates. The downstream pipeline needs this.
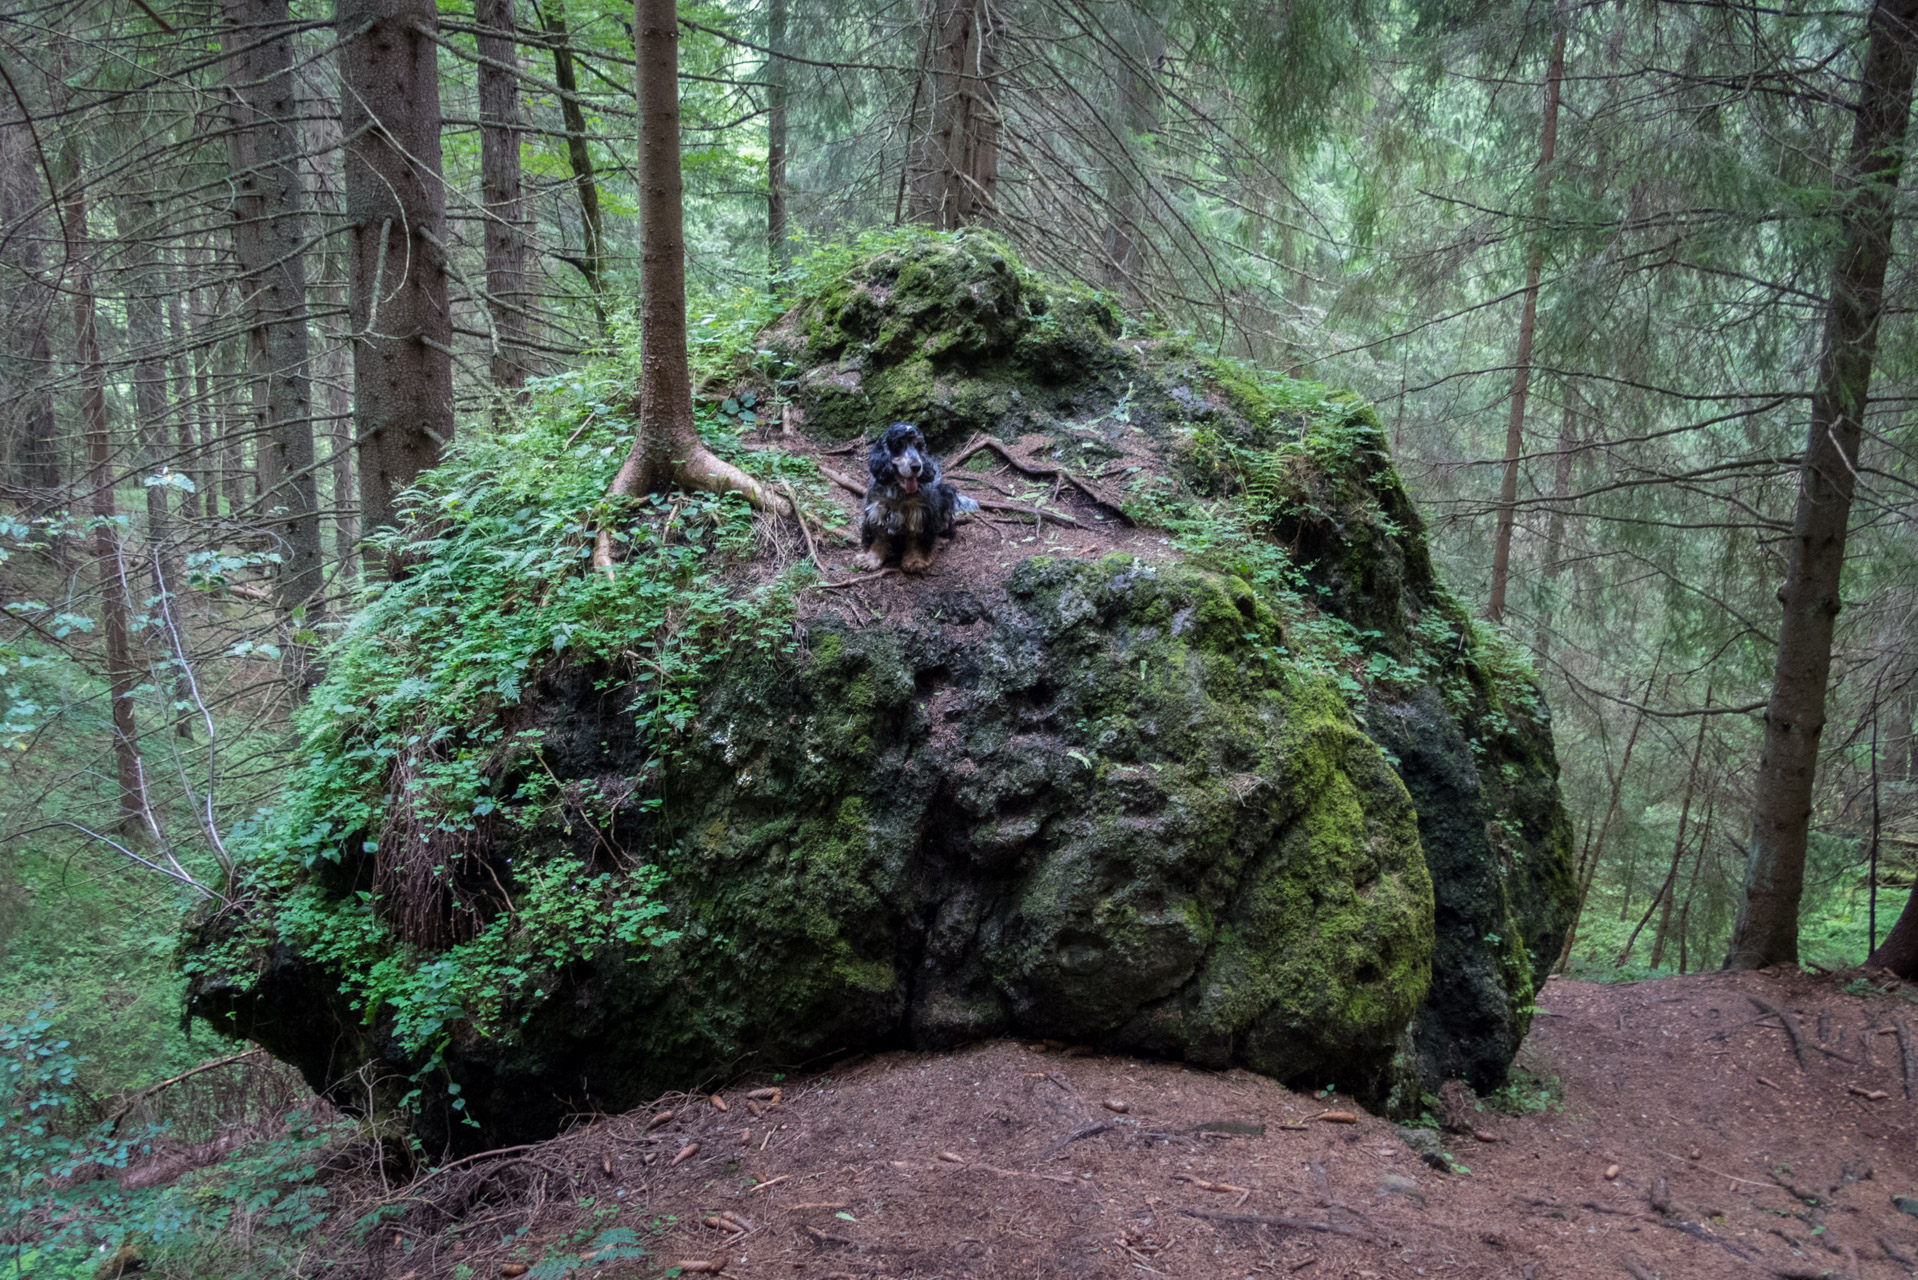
[183,228,1575,1151]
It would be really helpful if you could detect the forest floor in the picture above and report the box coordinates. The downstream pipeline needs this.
[387,967,1918,1280]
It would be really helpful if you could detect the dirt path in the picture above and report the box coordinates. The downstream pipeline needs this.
[424,970,1918,1280]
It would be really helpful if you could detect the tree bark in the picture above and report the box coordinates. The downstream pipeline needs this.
[541,0,607,319]
[112,189,177,620]
[476,0,538,390]
[339,0,456,550]
[766,0,790,279]
[906,0,999,228]
[602,0,786,537]
[1728,0,1918,970]
[1487,8,1567,625]
[224,0,323,646]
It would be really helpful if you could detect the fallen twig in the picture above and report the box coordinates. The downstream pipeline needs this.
[105,1050,265,1131]
[1618,1257,1658,1280]
[819,569,899,590]
[1748,997,1810,1071]
[1176,1207,1378,1243]
[1897,1018,1916,1100]
[1039,1120,1113,1160]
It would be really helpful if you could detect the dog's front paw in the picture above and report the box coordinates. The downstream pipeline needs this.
[900,546,933,574]
[852,549,885,571]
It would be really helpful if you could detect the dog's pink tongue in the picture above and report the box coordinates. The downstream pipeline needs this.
[900,475,920,494]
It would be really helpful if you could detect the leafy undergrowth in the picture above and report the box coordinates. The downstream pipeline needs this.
[183,329,842,1081]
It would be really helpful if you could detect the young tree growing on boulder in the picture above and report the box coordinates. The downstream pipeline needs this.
[596,0,788,570]
[1726,0,1918,970]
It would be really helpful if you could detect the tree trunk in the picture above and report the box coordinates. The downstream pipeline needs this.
[766,0,790,279]
[1727,0,1918,970]
[906,0,998,228]
[1487,9,1566,625]
[112,190,178,643]
[61,132,146,829]
[477,0,538,390]
[541,0,607,318]
[224,0,323,653]
[603,0,786,533]
[339,0,456,550]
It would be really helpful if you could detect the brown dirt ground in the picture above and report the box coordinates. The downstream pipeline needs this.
[383,968,1918,1280]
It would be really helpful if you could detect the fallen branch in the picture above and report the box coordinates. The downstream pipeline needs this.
[778,482,833,582]
[1897,1018,1915,1100]
[1039,1120,1113,1160]
[972,496,1087,528]
[1618,1257,1658,1280]
[818,464,867,497]
[1748,997,1810,1071]
[1176,1207,1378,1244]
[105,1050,264,1131]
[819,569,899,590]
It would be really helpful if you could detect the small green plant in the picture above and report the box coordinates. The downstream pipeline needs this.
[1483,1070,1564,1117]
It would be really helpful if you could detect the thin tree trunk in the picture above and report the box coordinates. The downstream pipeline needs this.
[541,0,607,319]
[602,0,787,538]
[1674,793,1713,974]
[0,121,59,503]
[299,76,358,577]
[224,0,323,665]
[906,0,998,228]
[112,190,188,735]
[477,0,538,389]
[1103,2,1160,309]
[1487,6,1568,624]
[61,130,146,829]
[165,264,201,523]
[1554,671,1653,972]
[1533,391,1578,660]
[766,0,790,279]
[339,0,456,552]
[1729,0,1918,969]
[1628,685,1711,967]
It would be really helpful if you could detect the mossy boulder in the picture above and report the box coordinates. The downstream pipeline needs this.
[184,230,1575,1152]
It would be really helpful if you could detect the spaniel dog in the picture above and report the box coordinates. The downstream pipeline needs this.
[854,422,976,573]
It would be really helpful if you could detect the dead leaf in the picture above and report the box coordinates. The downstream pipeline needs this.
[672,1142,700,1166]
[1316,1111,1358,1125]
[710,1094,729,1112]
[1604,1164,1621,1181]
[1103,1098,1131,1114]
[647,1110,675,1130]
[501,1267,529,1279]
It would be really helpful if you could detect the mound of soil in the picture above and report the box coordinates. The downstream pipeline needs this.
[362,968,1918,1279]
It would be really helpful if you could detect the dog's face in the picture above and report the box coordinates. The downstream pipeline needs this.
[871,422,931,495]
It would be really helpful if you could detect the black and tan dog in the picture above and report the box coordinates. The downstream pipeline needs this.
[854,422,978,573]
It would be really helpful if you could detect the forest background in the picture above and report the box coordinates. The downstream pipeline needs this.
[1,0,1917,1268]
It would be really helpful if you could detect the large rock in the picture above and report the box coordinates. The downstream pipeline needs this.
[185,230,1575,1151]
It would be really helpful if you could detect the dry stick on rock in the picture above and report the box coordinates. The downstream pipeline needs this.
[1749,997,1811,1070]
[947,435,1136,524]
[1176,1208,1378,1243]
